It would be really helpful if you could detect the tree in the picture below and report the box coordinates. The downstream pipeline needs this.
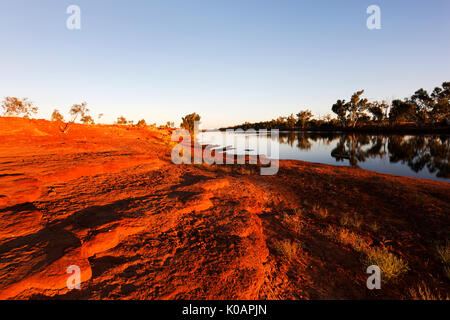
[410,88,433,124]
[389,100,416,123]
[408,83,450,124]
[116,116,128,125]
[69,102,89,123]
[296,110,312,129]
[51,109,64,122]
[1,97,38,118]
[81,115,94,125]
[331,91,370,127]
[180,113,201,133]
[274,116,287,128]
[59,102,90,133]
[331,100,347,127]
[137,119,147,127]
[348,90,369,128]
[429,82,450,124]
[368,100,390,123]
[286,113,297,129]
[378,100,391,120]
[368,104,384,123]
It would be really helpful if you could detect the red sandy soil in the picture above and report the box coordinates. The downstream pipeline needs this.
[0,117,448,300]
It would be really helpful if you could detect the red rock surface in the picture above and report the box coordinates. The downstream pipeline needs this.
[0,117,448,299]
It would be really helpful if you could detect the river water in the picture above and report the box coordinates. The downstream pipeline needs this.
[198,131,450,182]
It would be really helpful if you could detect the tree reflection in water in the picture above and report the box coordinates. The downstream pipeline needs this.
[278,132,450,179]
[387,135,449,178]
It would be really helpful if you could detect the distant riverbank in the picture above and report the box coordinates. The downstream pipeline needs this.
[221,124,450,134]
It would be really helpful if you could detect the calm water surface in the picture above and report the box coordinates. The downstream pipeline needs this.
[198,131,450,182]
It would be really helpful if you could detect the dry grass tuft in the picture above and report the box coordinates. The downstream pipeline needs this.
[436,241,450,265]
[326,225,408,281]
[275,239,300,261]
[436,241,450,280]
[311,203,329,219]
[368,222,379,233]
[408,282,449,300]
[325,226,367,252]
[340,214,362,229]
[444,266,450,281]
[365,247,409,281]
[283,213,303,237]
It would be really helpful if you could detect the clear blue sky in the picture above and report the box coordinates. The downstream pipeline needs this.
[1,0,449,128]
